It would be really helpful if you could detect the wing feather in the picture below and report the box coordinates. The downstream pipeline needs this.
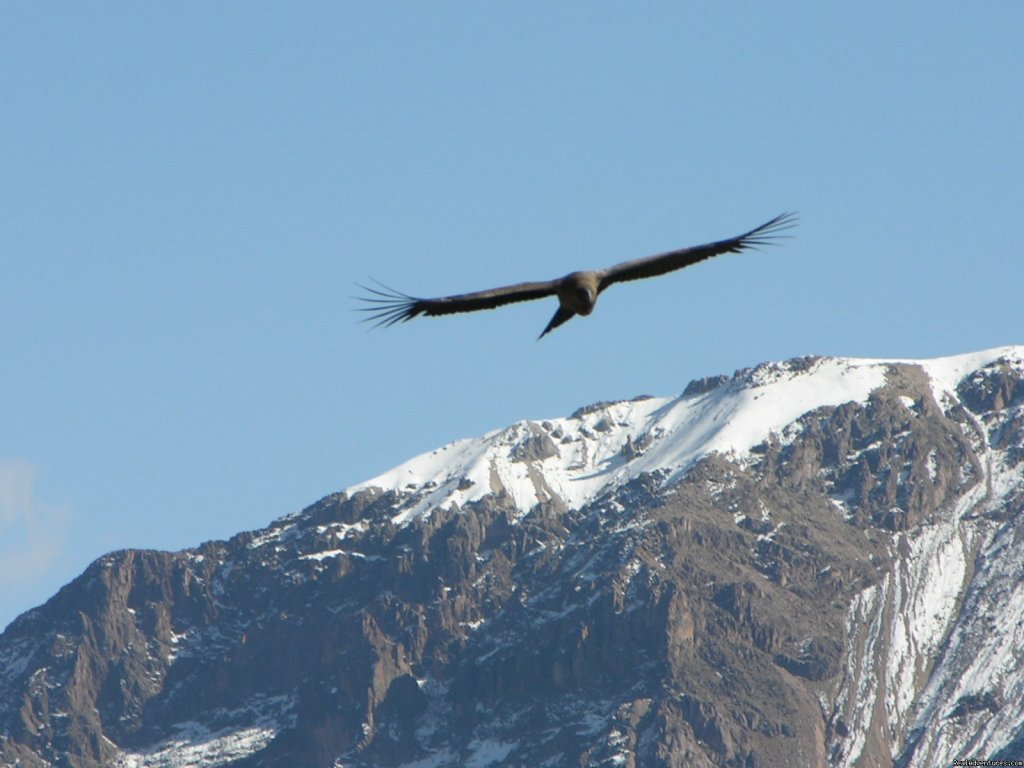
[597,212,797,292]
[355,279,559,328]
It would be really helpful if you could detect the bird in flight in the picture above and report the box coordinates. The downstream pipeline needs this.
[357,212,796,338]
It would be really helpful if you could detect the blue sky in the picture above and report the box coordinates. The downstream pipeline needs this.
[2,4,1022,630]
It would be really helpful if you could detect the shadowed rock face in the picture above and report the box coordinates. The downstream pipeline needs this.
[2,353,1023,768]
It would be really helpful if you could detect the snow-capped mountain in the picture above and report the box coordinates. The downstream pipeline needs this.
[348,352,992,523]
[2,347,1023,767]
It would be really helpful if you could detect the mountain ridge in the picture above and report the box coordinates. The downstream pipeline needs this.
[347,347,1016,523]
[2,346,1023,767]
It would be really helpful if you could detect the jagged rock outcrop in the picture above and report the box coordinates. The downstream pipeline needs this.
[2,348,1023,767]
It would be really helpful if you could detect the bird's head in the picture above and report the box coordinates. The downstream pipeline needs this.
[563,272,599,315]
[574,285,596,315]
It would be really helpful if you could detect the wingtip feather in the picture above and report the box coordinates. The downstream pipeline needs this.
[353,280,423,328]
[734,212,799,250]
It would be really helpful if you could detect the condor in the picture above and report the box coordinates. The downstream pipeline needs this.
[357,212,796,338]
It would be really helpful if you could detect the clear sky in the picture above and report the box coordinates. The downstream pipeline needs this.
[2,4,1022,631]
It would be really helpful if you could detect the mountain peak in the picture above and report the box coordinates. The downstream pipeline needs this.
[348,346,1023,527]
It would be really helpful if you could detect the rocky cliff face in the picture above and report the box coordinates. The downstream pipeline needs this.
[2,348,1023,767]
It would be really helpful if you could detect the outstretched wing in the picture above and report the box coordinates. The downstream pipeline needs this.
[356,278,560,328]
[597,212,797,292]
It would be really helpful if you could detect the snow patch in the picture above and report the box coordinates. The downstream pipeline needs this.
[908,345,1021,404]
[115,724,277,768]
[465,739,518,767]
[114,695,294,768]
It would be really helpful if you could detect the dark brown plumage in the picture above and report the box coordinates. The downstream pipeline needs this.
[357,212,797,338]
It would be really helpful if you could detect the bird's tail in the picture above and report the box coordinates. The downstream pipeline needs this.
[538,306,576,339]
